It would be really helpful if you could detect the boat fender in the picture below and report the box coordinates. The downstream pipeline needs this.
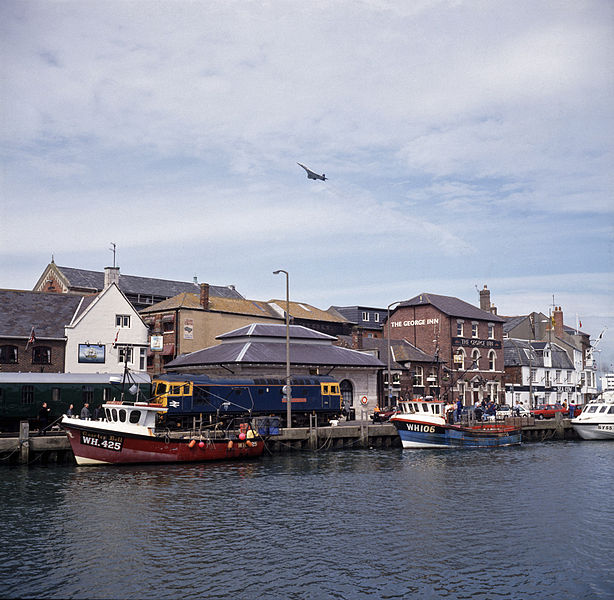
[188,439,196,448]
[227,440,233,450]
[239,432,246,441]
[198,441,205,448]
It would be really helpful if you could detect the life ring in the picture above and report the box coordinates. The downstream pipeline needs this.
[360,396,368,406]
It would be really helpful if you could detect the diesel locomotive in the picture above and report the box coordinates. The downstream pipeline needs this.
[152,373,343,428]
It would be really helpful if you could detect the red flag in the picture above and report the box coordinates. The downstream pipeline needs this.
[25,327,36,349]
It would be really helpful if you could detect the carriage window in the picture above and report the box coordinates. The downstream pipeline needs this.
[21,385,34,405]
[0,389,3,408]
[119,409,126,422]
[129,410,141,424]
[52,388,61,402]
[82,386,94,404]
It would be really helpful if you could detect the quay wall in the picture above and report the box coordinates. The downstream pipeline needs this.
[0,418,581,465]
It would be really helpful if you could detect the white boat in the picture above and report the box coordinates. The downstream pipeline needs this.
[61,401,263,465]
[571,392,614,440]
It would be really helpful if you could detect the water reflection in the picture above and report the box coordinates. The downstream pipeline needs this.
[0,444,612,599]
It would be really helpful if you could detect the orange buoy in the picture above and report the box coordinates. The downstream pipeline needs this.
[227,440,234,450]
[188,439,196,448]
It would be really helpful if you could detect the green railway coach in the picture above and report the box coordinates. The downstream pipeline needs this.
[0,372,152,432]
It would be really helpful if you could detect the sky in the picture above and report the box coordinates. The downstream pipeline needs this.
[1,1,613,375]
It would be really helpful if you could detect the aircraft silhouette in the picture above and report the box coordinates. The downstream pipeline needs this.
[297,162,327,181]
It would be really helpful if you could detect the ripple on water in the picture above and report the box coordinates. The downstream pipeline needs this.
[1,445,613,599]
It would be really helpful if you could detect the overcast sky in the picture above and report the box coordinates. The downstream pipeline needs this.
[1,1,613,373]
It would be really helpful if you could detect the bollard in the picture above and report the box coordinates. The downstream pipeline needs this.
[19,421,30,464]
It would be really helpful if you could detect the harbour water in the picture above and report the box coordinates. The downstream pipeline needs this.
[1,442,612,599]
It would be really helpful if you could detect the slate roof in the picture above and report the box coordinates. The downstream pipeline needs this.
[504,338,574,369]
[0,290,82,339]
[353,337,438,369]
[54,266,243,299]
[166,323,384,369]
[398,293,505,322]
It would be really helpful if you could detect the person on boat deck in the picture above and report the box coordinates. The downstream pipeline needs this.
[93,405,103,420]
[80,403,91,420]
[455,398,463,422]
[445,402,455,424]
[474,401,483,421]
[485,401,496,418]
[66,404,74,417]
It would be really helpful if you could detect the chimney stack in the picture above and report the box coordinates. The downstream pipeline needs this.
[104,266,120,289]
[553,306,564,337]
[351,327,363,350]
[479,285,491,312]
[200,283,210,310]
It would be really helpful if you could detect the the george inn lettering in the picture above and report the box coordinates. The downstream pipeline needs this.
[390,318,440,328]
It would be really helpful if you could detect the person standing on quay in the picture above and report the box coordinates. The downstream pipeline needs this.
[38,402,51,435]
[456,398,463,423]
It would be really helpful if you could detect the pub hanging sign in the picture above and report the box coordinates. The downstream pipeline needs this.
[452,337,501,349]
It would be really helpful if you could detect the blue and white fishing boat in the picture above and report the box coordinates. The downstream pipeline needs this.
[391,398,521,449]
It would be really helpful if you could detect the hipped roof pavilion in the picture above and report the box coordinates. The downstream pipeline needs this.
[166,323,384,371]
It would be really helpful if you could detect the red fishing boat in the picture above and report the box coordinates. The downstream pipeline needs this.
[61,401,264,465]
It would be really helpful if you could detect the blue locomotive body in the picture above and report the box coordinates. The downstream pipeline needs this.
[153,373,343,428]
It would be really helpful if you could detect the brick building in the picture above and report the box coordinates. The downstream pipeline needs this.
[385,288,506,405]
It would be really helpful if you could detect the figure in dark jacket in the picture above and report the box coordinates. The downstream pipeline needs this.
[38,402,51,435]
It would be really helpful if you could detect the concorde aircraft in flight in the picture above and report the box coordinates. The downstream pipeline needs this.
[297,162,327,181]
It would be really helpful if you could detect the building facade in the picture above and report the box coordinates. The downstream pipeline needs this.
[64,283,149,374]
[385,290,506,405]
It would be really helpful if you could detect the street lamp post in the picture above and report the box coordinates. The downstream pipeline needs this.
[273,269,292,428]
[386,301,402,407]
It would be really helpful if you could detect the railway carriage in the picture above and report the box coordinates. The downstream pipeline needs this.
[0,372,151,432]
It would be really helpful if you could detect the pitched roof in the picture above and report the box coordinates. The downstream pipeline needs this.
[0,289,82,339]
[398,292,505,322]
[504,338,574,369]
[359,337,438,367]
[140,293,282,320]
[51,266,243,299]
[268,300,350,323]
[166,323,384,369]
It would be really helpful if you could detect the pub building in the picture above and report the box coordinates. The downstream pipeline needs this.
[385,287,505,406]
